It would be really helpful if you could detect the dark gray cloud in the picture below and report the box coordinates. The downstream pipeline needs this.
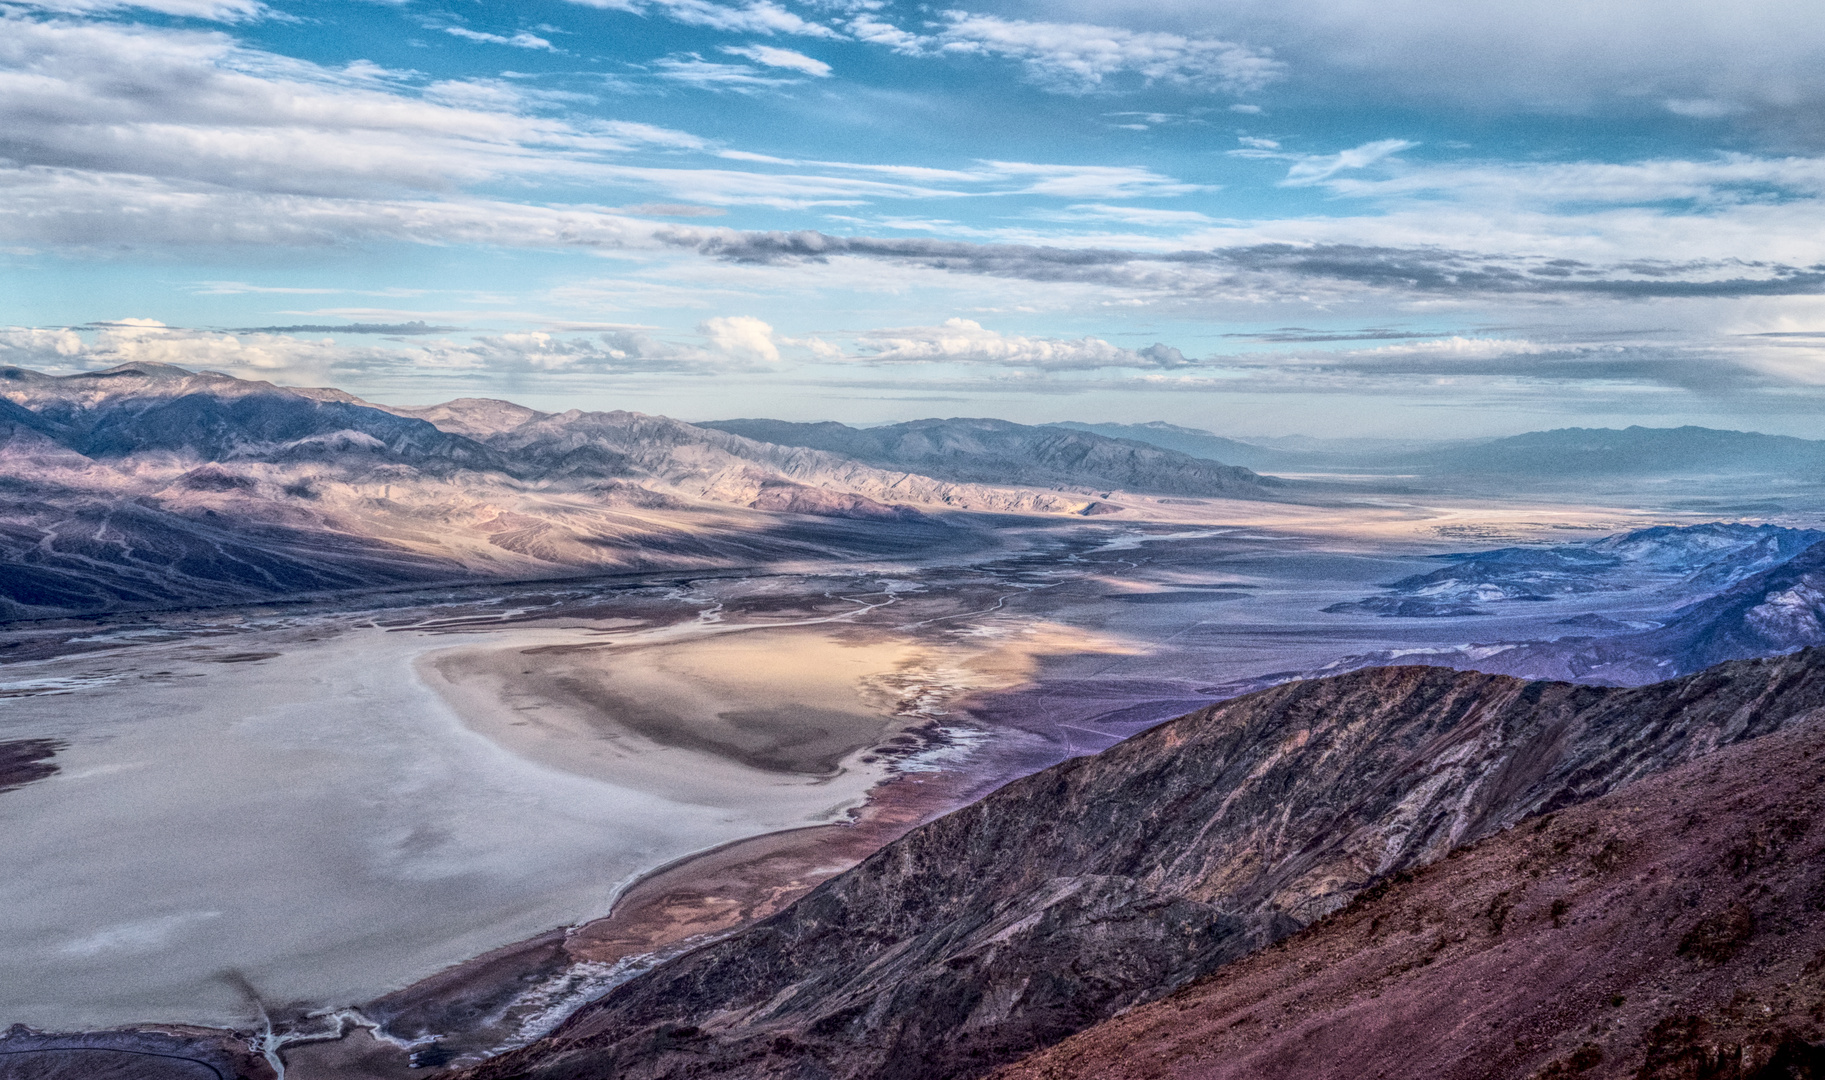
[674,231,1825,300]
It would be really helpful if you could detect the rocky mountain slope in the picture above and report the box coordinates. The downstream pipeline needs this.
[1438,537,1825,685]
[464,648,1825,1080]
[992,708,1825,1080]
[0,364,1176,621]
[695,417,1282,497]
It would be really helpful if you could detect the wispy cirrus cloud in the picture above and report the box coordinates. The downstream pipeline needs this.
[906,12,1283,95]
[566,0,841,38]
[440,27,557,51]
[719,43,831,76]
[7,0,265,20]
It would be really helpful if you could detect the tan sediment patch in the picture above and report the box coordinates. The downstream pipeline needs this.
[420,629,904,808]
[419,620,1137,808]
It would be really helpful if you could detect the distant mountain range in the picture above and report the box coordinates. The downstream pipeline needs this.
[1045,420,1315,473]
[697,417,1278,497]
[0,364,1280,621]
[6,362,1824,623]
[1060,419,1825,485]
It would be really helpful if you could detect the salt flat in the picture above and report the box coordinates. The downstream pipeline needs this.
[0,622,913,1030]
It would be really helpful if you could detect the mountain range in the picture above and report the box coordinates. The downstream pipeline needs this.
[0,364,1283,621]
[1077,420,1825,487]
[696,418,1278,497]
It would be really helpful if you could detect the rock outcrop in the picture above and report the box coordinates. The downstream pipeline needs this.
[464,649,1825,1080]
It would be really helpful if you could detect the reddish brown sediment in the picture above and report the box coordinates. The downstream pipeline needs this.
[993,716,1825,1080]
[565,765,988,968]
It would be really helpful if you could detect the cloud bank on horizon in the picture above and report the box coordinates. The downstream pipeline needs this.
[1,0,1823,435]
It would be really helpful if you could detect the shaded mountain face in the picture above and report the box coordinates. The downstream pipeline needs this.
[1326,523,1825,618]
[2,362,498,470]
[464,649,1825,1080]
[1046,421,1315,474]
[992,711,1825,1080]
[695,417,1280,497]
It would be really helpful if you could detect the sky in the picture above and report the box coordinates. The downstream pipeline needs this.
[2,0,1825,437]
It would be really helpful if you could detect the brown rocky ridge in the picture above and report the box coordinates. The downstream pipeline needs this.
[992,703,1825,1080]
[462,648,1825,1080]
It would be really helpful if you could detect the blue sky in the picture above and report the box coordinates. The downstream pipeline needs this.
[2,0,1824,436]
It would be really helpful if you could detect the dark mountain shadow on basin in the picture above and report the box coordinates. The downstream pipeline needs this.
[0,739,65,794]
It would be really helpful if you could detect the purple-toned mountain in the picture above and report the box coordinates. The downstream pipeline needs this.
[0,364,1170,620]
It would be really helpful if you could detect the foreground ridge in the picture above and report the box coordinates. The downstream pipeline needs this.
[467,648,1825,1080]
[993,707,1825,1080]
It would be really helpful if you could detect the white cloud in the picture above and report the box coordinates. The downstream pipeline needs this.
[845,14,919,50]
[442,27,557,51]
[1308,154,1825,208]
[0,15,707,201]
[699,315,780,362]
[568,0,840,38]
[654,54,804,90]
[720,43,831,76]
[915,13,1282,95]
[1282,139,1417,185]
[852,318,1187,370]
[981,161,1204,199]
[12,0,264,20]
[0,320,741,383]
[1042,0,1825,123]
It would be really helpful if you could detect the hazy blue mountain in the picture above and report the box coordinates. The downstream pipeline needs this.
[1046,421,1316,472]
[1389,425,1825,478]
[696,417,1281,497]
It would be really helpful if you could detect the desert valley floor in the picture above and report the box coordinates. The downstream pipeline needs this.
[0,488,1778,1075]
